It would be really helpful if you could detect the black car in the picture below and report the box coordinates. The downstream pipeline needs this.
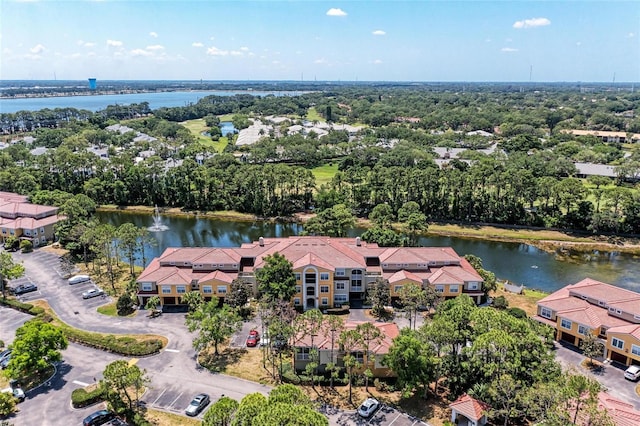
[83,409,115,426]
[12,283,37,295]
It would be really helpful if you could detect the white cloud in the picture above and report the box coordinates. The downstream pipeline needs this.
[192,42,204,48]
[83,42,96,48]
[30,44,45,54]
[501,47,519,52]
[3,48,11,54]
[372,59,383,64]
[146,44,164,51]
[130,48,152,57]
[576,41,582,46]
[230,50,243,56]
[627,32,635,38]
[207,46,228,56]
[314,58,328,64]
[485,38,492,43]
[326,8,347,17]
[372,30,386,36]
[513,17,551,29]
[67,53,82,59]
[240,46,249,51]
[149,31,158,38]
[107,39,123,47]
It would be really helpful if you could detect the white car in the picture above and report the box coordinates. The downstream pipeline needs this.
[624,365,640,381]
[357,397,380,418]
[69,275,91,285]
[1,387,25,402]
[82,288,104,299]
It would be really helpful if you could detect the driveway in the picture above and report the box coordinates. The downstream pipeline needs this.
[553,342,640,409]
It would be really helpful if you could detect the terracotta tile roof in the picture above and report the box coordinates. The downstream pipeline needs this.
[292,321,399,355]
[559,306,607,329]
[538,286,572,304]
[156,268,193,285]
[0,215,63,230]
[193,248,242,264]
[387,270,423,284]
[253,237,366,269]
[449,394,490,421]
[0,191,29,203]
[596,392,640,426]
[606,299,640,318]
[378,247,461,265]
[0,202,58,218]
[160,247,217,264]
[569,278,640,305]
[292,253,334,271]
[199,270,234,284]
[607,323,640,339]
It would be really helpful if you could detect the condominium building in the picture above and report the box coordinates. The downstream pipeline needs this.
[0,191,64,247]
[136,236,484,310]
[535,278,640,366]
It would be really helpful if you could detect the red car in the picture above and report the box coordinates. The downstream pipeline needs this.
[246,330,259,347]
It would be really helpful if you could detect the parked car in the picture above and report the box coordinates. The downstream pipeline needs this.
[0,350,11,364]
[82,288,105,299]
[68,274,91,285]
[185,393,210,416]
[246,332,259,347]
[0,354,11,369]
[1,386,24,402]
[12,283,37,295]
[83,409,115,426]
[624,365,640,381]
[357,397,380,418]
[104,418,129,426]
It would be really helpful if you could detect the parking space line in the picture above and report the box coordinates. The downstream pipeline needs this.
[72,380,90,387]
[387,414,402,425]
[169,391,184,409]
[152,389,167,406]
[164,349,180,353]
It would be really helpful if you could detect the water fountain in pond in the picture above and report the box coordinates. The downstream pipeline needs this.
[148,205,169,232]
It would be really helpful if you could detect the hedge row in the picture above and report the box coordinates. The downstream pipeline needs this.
[0,298,44,316]
[59,325,164,356]
[71,386,104,408]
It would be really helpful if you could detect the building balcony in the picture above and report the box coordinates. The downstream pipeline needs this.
[138,289,159,295]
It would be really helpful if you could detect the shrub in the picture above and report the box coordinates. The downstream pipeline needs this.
[71,386,104,408]
[116,293,135,316]
[0,298,44,316]
[507,307,527,319]
[0,392,16,416]
[20,240,33,253]
[492,295,509,309]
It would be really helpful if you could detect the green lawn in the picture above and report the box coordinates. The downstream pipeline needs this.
[180,118,229,153]
[306,107,322,122]
[311,163,339,187]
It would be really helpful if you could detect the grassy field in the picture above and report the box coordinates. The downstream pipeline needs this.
[306,107,322,122]
[311,163,339,187]
[144,409,202,426]
[180,118,229,153]
[492,282,548,317]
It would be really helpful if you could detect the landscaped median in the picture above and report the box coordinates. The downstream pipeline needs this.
[0,298,166,357]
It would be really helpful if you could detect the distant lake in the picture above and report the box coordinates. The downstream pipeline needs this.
[0,90,297,113]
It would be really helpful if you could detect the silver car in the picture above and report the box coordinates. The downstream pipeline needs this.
[185,393,210,416]
[82,288,104,299]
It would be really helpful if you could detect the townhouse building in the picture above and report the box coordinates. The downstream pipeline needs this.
[291,321,399,378]
[0,191,64,247]
[535,278,640,366]
[136,236,484,310]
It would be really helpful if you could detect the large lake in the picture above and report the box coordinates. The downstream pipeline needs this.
[0,90,298,113]
[96,211,640,294]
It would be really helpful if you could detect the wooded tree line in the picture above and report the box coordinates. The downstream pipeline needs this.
[2,86,640,234]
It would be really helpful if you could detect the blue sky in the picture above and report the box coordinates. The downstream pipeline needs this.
[1,0,639,82]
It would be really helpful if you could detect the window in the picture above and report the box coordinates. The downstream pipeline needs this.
[598,300,606,307]
[142,283,153,292]
[305,273,316,284]
[33,229,38,236]
[320,286,329,293]
[161,286,171,294]
[24,231,31,236]
[335,282,345,291]
[578,325,589,335]
[231,264,237,268]
[468,282,478,290]
[334,294,347,303]
[394,285,403,293]
[321,298,328,306]
[176,286,186,294]
[450,285,459,293]
[320,273,329,281]
[217,286,227,294]
[335,269,346,277]
[294,298,301,306]
[306,287,315,296]
[203,286,212,294]
[540,307,552,319]
[561,319,572,330]
[631,344,640,356]
[41,236,46,243]
[611,337,624,350]
[297,348,310,360]
[40,227,45,233]
[351,352,364,363]
[295,286,301,294]
[634,314,640,321]
[435,285,444,293]
[295,273,301,281]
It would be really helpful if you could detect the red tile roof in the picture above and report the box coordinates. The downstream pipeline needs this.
[387,270,423,284]
[449,394,490,421]
[607,323,640,340]
[292,321,399,355]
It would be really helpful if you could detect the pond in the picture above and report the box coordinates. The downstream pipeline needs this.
[95,210,640,294]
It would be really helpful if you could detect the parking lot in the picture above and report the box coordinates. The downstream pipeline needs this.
[140,384,217,420]
[330,404,430,426]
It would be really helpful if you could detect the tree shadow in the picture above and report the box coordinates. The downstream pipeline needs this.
[198,347,248,373]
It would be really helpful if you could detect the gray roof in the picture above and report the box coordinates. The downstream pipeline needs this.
[574,162,617,178]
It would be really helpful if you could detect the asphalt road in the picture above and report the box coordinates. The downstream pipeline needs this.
[3,249,433,426]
